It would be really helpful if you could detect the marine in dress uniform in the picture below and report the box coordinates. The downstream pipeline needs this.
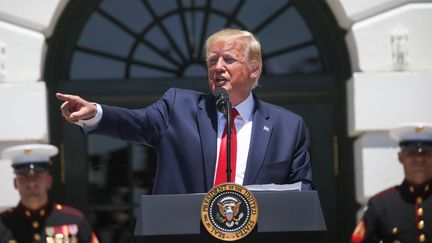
[351,123,432,243]
[0,144,99,243]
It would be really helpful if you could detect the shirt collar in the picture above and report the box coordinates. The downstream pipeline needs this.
[217,92,254,122]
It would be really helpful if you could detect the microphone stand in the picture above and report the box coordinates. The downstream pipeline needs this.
[225,101,233,183]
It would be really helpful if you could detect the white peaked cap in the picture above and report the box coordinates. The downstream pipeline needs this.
[389,122,432,143]
[1,144,58,174]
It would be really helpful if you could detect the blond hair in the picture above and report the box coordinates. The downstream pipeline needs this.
[204,29,263,89]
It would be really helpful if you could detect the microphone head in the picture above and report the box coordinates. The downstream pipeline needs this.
[215,87,228,99]
[215,88,230,115]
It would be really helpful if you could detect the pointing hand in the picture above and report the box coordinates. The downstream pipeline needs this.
[56,93,97,123]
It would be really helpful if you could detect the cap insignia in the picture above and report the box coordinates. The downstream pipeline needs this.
[24,149,32,155]
[415,125,424,133]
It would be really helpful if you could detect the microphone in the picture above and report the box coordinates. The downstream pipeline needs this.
[214,87,233,183]
[215,87,230,117]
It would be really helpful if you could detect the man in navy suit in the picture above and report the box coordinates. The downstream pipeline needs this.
[56,29,314,194]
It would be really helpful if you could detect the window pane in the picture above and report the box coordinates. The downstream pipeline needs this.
[71,51,125,79]
[70,0,323,80]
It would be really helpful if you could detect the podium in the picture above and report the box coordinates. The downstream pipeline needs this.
[134,190,326,242]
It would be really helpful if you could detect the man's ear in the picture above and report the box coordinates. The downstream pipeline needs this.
[249,64,260,80]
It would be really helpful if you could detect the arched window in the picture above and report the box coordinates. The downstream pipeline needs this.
[69,0,322,80]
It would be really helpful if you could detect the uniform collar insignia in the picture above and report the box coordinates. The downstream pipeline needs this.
[17,200,54,218]
[400,179,432,202]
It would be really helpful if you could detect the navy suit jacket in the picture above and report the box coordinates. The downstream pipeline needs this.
[93,88,313,194]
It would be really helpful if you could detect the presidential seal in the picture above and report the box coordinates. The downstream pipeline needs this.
[201,183,258,241]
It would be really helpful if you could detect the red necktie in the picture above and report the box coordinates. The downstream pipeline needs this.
[214,108,239,186]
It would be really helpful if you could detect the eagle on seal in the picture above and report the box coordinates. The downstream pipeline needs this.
[217,201,241,222]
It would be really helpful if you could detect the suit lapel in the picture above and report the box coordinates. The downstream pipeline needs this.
[197,93,218,191]
[243,99,272,185]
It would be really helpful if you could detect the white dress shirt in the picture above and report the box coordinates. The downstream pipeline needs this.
[214,92,254,185]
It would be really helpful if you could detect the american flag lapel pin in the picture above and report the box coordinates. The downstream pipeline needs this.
[263,126,270,132]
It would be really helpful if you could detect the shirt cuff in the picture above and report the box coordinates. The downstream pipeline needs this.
[74,103,103,131]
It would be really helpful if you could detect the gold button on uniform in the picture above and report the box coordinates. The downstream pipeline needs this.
[416,197,423,204]
[417,208,424,216]
[40,209,45,216]
[25,210,31,217]
[419,233,426,242]
[56,204,63,210]
[418,220,425,230]
[391,227,398,234]
[32,221,39,229]
[33,233,41,241]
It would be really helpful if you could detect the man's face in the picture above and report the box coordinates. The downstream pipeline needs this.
[14,172,52,205]
[207,39,258,106]
[399,149,432,185]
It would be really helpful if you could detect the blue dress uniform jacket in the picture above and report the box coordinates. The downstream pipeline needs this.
[0,200,98,243]
[92,88,314,194]
[352,179,432,243]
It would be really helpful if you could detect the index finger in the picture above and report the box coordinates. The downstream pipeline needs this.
[56,93,79,102]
